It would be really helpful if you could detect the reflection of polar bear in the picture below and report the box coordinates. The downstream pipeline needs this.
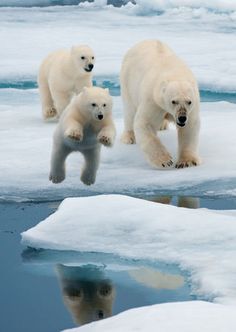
[56,264,115,326]
[120,40,201,169]
[49,86,116,185]
[38,45,95,119]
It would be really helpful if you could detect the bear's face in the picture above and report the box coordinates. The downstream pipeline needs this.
[62,281,114,325]
[71,45,95,75]
[79,87,113,121]
[57,265,115,326]
[162,81,196,128]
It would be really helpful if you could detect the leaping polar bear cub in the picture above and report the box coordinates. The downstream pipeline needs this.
[49,86,116,185]
[120,40,201,169]
[38,45,95,119]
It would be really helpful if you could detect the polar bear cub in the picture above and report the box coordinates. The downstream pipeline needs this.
[38,45,95,119]
[49,86,116,185]
[120,40,201,169]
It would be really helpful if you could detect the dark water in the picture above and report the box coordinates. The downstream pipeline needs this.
[1,196,236,332]
[0,78,236,102]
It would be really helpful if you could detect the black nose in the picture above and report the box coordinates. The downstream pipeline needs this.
[97,310,104,319]
[98,114,103,120]
[178,116,187,124]
[88,63,94,70]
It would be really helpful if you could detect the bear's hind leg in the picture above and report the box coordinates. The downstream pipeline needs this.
[49,143,70,184]
[80,147,101,186]
[38,74,57,119]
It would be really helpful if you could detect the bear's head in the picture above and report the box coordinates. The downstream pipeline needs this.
[71,45,95,75]
[57,264,115,326]
[159,80,199,128]
[78,86,113,121]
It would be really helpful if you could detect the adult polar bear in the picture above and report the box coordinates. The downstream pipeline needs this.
[38,45,95,119]
[120,40,201,169]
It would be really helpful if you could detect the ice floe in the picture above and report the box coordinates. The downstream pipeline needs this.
[63,300,236,332]
[21,194,236,305]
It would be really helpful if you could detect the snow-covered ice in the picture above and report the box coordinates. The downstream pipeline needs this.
[21,194,236,305]
[63,301,236,332]
[1,89,236,201]
[0,2,236,93]
[0,0,236,201]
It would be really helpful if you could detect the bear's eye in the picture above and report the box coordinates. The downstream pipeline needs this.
[187,100,192,105]
[172,100,178,105]
[81,56,85,60]
[92,56,94,60]
[91,103,97,107]
[103,103,106,107]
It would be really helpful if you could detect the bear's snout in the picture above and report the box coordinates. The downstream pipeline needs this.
[85,64,94,72]
[97,114,104,120]
[177,115,187,127]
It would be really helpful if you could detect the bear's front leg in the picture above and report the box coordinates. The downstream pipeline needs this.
[80,147,101,186]
[176,115,201,169]
[97,124,116,147]
[64,120,84,142]
[134,108,173,168]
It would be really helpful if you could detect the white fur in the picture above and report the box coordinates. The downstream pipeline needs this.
[120,40,201,169]
[38,45,95,119]
[49,86,116,185]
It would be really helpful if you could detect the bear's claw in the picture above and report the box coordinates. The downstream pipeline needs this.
[175,160,199,169]
[161,159,173,168]
[99,135,113,147]
[49,172,65,184]
[121,131,136,144]
[80,172,96,186]
[65,129,83,142]
[44,107,57,119]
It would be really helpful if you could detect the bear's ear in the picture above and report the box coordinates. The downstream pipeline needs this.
[104,88,110,94]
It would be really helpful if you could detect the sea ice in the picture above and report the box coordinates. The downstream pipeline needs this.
[1,91,236,200]
[63,301,236,332]
[21,194,236,305]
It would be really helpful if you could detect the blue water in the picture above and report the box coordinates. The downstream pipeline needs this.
[0,78,236,102]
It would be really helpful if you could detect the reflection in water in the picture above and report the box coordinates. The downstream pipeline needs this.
[149,196,200,209]
[56,263,188,327]
[56,264,115,326]
[129,267,184,290]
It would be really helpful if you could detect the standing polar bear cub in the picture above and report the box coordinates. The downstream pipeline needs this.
[120,40,201,169]
[38,45,95,119]
[49,86,116,185]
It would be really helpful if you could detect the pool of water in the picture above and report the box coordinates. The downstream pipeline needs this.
[1,196,236,332]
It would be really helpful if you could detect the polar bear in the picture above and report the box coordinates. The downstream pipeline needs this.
[49,86,116,185]
[38,45,95,119]
[120,40,201,169]
[56,264,115,325]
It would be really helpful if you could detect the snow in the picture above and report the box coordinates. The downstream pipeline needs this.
[0,3,236,92]
[63,301,236,332]
[1,90,236,201]
[21,194,236,305]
